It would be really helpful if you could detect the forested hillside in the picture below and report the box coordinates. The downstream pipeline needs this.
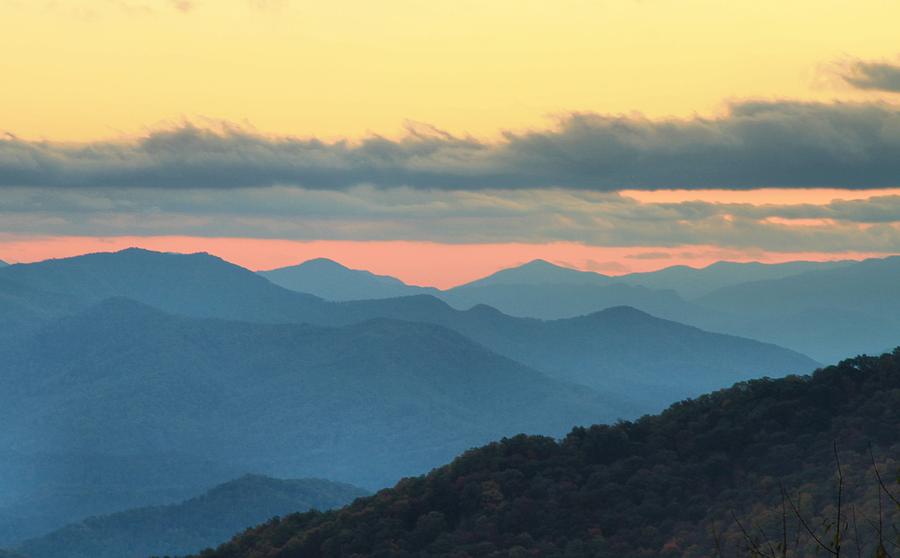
[192,350,900,558]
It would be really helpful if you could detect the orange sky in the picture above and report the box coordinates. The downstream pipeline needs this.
[0,235,887,289]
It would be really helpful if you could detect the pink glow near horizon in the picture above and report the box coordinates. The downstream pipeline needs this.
[0,235,890,289]
[621,188,900,205]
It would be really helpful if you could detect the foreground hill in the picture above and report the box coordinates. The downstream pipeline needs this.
[191,350,900,558]
[260,258,437,301]
[14,475,366,558]
[0,298,619,542]
[0,249,816,412]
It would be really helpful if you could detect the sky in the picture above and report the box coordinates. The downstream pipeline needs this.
[1,0,900,286]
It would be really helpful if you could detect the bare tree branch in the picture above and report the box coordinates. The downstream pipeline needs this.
[785,488,837,556]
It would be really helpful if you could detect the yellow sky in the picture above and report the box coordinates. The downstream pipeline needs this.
[1,0,898,141]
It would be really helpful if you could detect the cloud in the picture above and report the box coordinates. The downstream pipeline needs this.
[2,185,900,253]
[3,100,900,192]
[838,58,900,93]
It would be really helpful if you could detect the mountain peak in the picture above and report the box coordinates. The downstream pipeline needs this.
[455,259,610,289]
[299,257,351,270]
[520,258,558,268]
[261,259,435,301]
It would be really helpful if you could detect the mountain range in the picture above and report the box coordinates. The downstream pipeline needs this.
[13,475,366,558]
[186,349,900,558]
[618,259,854,297]
[694,256,900,362]
[0,249,829,547]
[0,249,815,410]
[262,255,899,362]
[0,297,617,544]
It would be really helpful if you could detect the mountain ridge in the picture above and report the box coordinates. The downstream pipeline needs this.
[260,258,438,301]
[14,475,368,558]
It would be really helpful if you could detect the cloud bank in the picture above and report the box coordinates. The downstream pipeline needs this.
[3,185,900,252]
[839,59,900,93]
[3,100,900,191]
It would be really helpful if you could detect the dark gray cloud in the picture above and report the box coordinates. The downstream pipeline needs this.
[3,100,900,191]
[840,59,900,93]
[2,186,899,252]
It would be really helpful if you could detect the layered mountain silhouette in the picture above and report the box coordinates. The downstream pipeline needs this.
[1,298,618,471]
[0,249,323,324]
[0,297,620,543]
[437,259,691,320]
[13,475,366,558]
[186,349,900,558]
[445,257,900,363]
[693,256,900,362]
[618,259,853,298]
[441,279,703,322]
[1,248,891,557]
[0,249,815,411]
[261,255,898,363]
[260,258,437,301]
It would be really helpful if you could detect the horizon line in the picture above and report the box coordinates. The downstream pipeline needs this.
[0,238,892,290]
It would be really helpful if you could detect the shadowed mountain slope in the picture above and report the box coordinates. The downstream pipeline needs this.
[0,298,619,522]
[187,349,900,558]
[0,451,243,547]
[14,476,367,558]
[322,299,817,408]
